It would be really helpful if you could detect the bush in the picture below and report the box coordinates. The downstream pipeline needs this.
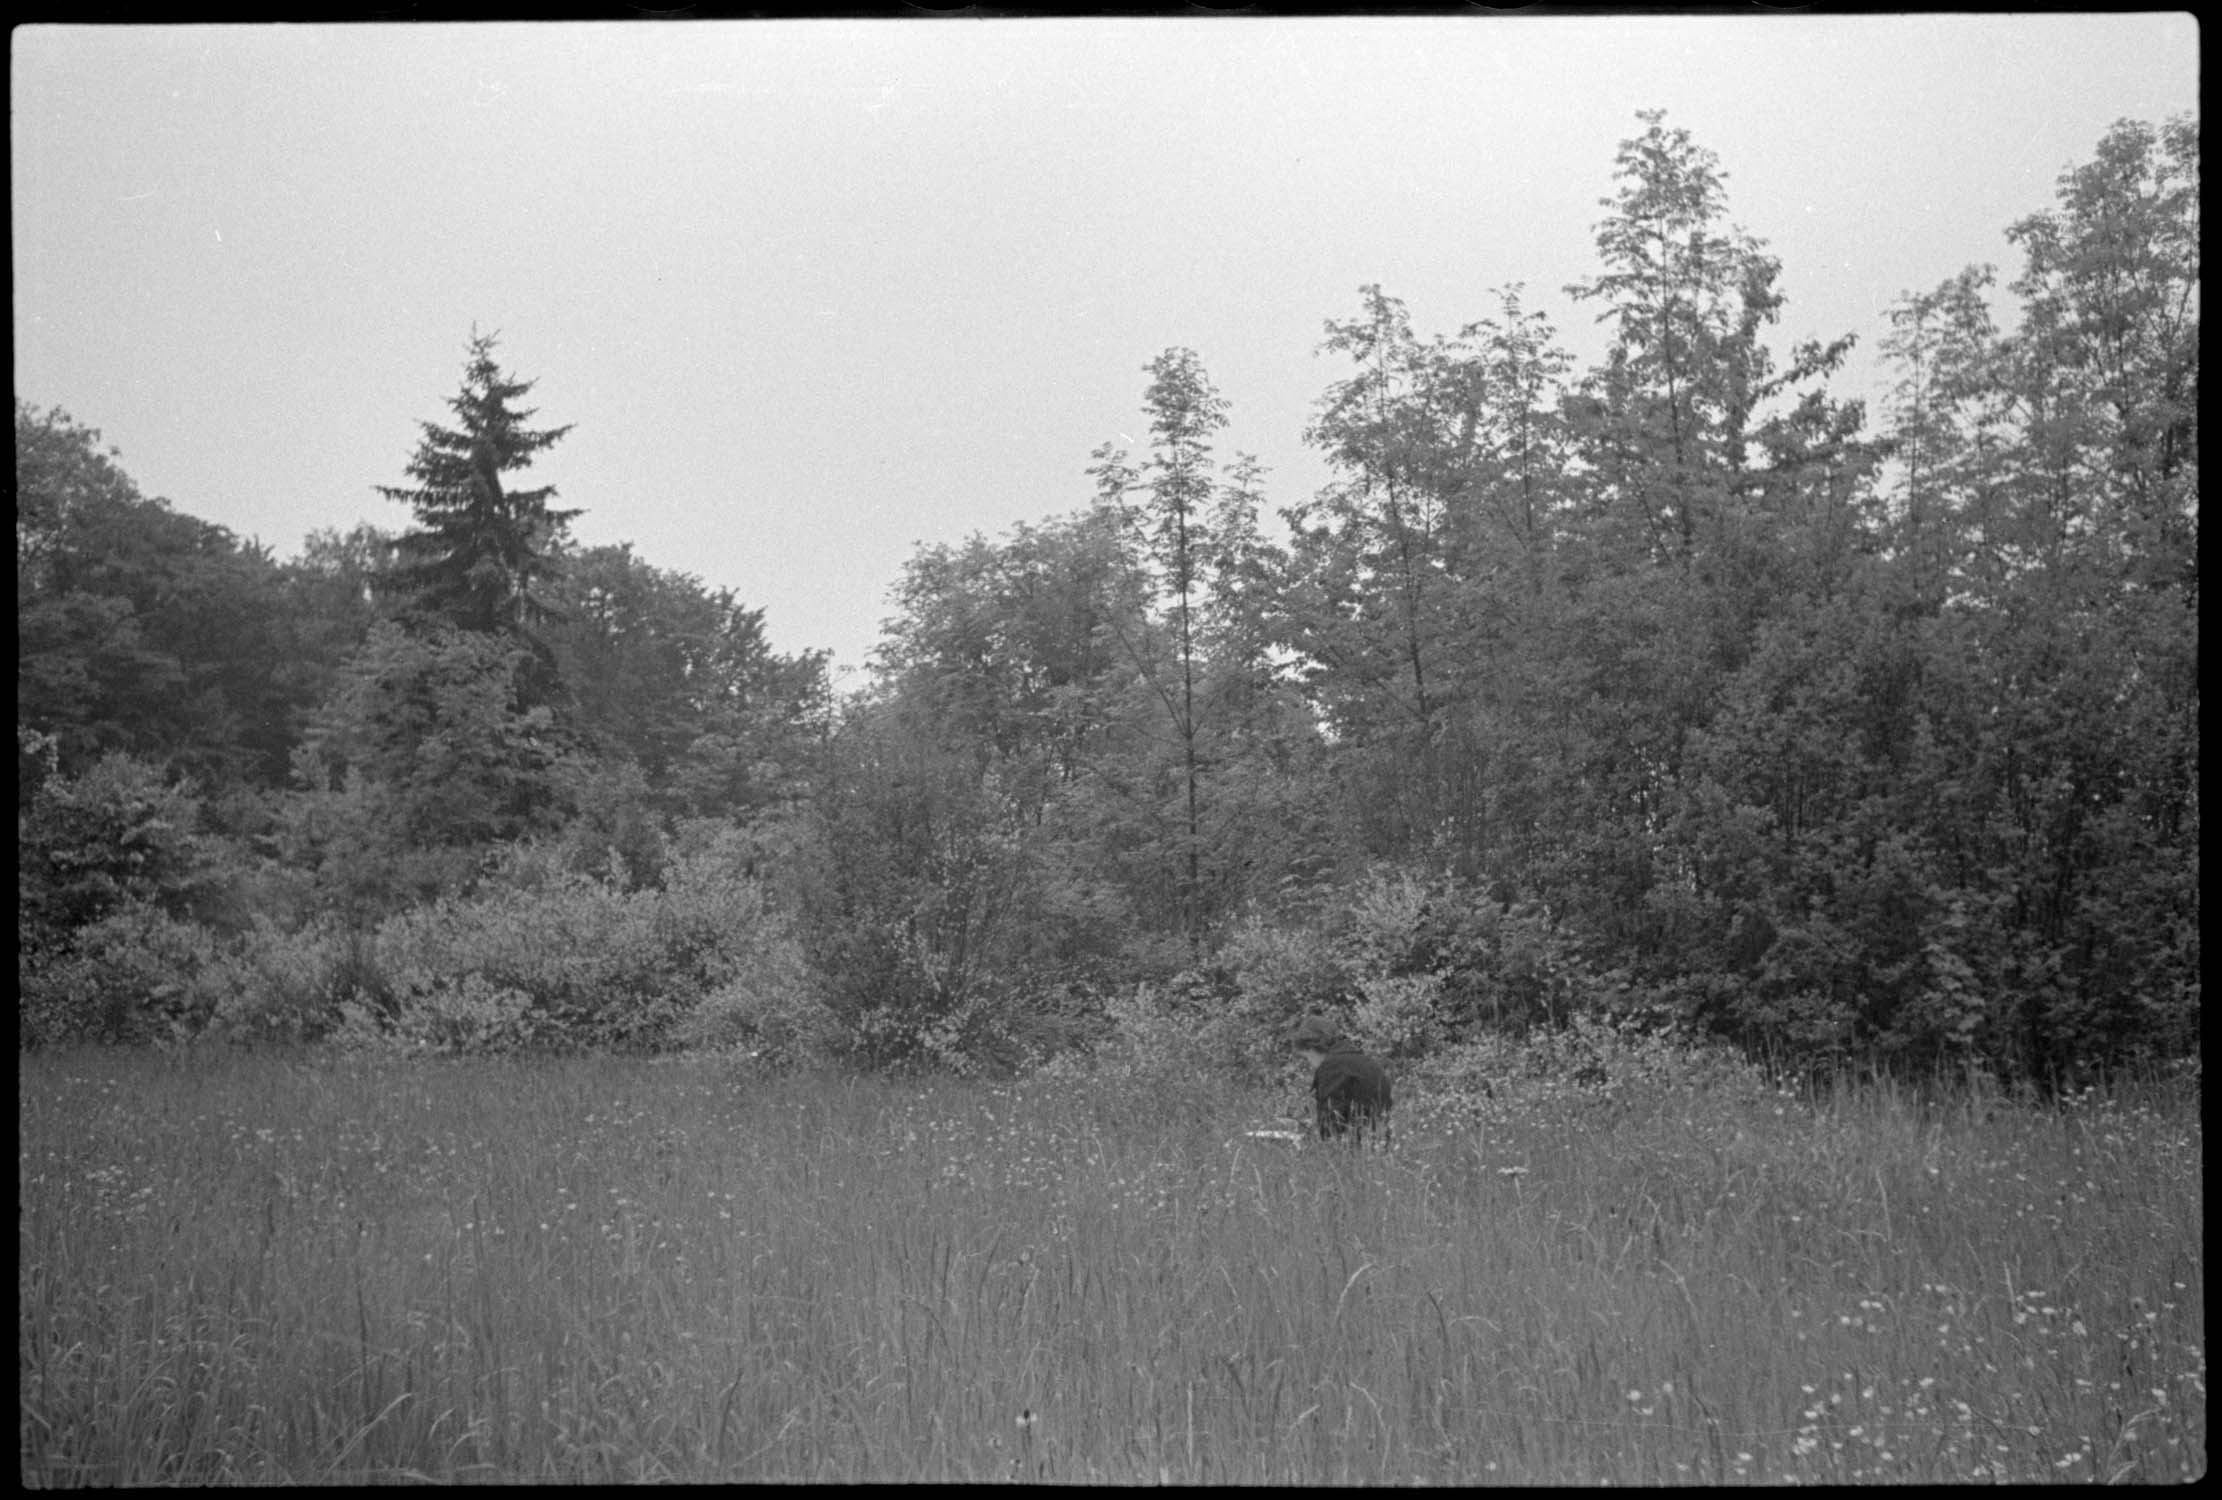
[204,918,366,1045]
[20,903,224,1047]
[334,971,539,1055]
[1218,869,1602,1071]
[1028,981,1218,1090]
[668,841,825,1065]
[1350,972,1443,1060]
[678,966,827,1067]
[1025,962,1306,1092]
[334,834,823,1056]
[1342,866,1434,976]
[837,984,1039,1078]
[19,750,208,943]
[1218,915,1351,1046]
[1410,1014,1779,1117]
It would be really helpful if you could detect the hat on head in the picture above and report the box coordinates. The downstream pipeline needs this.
[1287,1014,1342,1050]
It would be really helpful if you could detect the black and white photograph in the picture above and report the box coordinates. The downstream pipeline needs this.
[17,14,2201,1484]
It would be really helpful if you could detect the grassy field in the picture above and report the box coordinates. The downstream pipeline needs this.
[18,1046,2205,1484]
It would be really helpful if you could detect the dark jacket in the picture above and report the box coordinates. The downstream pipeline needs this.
[1312,1041,1392,1141]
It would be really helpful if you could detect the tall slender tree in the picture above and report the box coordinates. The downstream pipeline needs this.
[1565,110,1856,571]
[1089,347,1233,950]
[1463,284,1577,574]
[1297,287,1460,732]
[1878,265,2012,604]
[380,331,578,646]
[2002,113,2199,594]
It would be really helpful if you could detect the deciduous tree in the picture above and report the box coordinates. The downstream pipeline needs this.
[16,400,296,786]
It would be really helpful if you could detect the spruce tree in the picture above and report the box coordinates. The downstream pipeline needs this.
[380,330,577,641]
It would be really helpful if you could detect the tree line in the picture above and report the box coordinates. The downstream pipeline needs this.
[18,112,2197,1085]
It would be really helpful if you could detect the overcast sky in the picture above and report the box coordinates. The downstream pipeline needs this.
[13,15,2200,678]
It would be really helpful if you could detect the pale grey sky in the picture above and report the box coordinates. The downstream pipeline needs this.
[12,16,2200,677]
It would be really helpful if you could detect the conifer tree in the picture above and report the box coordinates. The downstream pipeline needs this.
[380,330,577,642]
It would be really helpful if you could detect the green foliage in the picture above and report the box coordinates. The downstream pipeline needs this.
[865,501,1304,1062]
[1290,285,1482,743]
[15,743,356,1050]
[675,965,826,1067]
[34,818,822,1056]
[526,752,670,890]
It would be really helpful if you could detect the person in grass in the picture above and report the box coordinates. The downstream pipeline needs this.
[1287,1014,1393,1146]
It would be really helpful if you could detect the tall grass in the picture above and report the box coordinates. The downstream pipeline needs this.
[19,1047,2204,1483]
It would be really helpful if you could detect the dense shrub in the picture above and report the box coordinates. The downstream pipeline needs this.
[20,903,224,1047]
[20,749,208,943]
[20,809,827,1058]
[352,850,810,1054]
[666,832,824,1064]
[1350,972,1444,1060]
[333,970,541,1054]
[677,967,827,1068]
[16,746,237,1048]
[1027,958,1320,1091]
[547,754,671,890]
[1217,914,1350,1027]
[1410,1013,1780,1116]
[279,623,570,920]
[1348,871,1594,1035]
[1213,868,1605,1071]
[205,918,375,1046]
[835,983,1038,1077]
[201,822,821,1056]
[1028,981,1226,1090]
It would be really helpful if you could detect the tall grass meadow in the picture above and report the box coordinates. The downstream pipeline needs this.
[19,1041,2203,1483]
